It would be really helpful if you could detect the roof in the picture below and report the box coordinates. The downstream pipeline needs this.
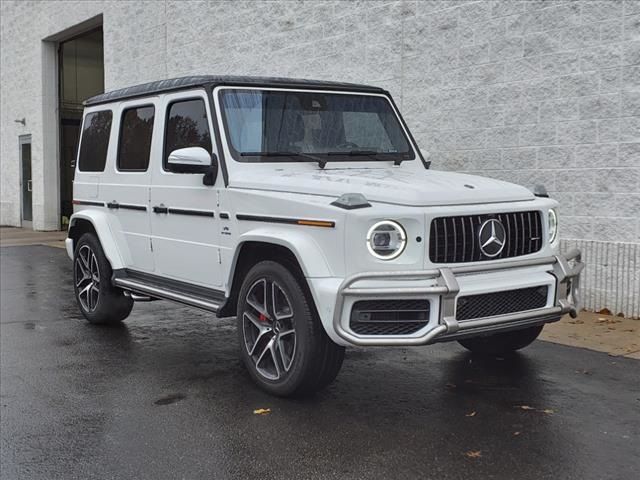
[84,75,386,106]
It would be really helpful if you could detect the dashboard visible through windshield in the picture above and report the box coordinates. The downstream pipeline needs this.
[218,88,415,164]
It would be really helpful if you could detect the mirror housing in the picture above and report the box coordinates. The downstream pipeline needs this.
[202,158,218,186]
[167,147,211,173]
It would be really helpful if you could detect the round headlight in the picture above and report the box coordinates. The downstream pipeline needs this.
[367,220,406,260]
[548,208,558,243]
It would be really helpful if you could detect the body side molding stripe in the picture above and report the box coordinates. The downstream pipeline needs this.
[236,214,335,228]
[72,200,105,207]
[119,204,147,211]
[168,208,215,217]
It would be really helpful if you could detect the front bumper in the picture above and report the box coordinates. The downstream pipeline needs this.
[332,248,584,346]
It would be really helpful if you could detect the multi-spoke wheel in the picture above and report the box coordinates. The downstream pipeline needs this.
[73,233,133,325]
[237,260,345,397]
[75,244,101,312]
[243,278,297,381]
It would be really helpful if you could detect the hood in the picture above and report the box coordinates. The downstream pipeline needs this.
[230,166,534,207]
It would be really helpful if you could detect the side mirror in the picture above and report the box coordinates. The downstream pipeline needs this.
[167,147,219,185]
[202,157,218,186]
[167,147,211,172]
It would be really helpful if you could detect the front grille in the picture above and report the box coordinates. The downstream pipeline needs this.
[456,286,548,321]
[350,299,430,335]
[429,211,543,263]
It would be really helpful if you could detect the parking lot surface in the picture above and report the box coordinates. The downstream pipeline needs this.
[1,246,639,480]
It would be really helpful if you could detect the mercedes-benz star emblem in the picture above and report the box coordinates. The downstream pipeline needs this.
[478,219,506,258]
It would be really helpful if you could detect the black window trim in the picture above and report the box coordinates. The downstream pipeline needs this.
[77,109,113,173]
[162,93,214,173]
[216,86,416,164]
[116,103,156,173]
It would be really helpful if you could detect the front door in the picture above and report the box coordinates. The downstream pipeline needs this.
[149,90,222,288]
[20,136,32,226]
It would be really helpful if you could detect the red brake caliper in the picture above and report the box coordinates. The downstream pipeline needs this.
[259,313,268,323]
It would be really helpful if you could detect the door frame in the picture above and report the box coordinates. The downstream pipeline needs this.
[19,134,33,229]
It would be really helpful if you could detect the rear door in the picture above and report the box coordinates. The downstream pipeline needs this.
[149,89,222,288]
[98,99,157,272]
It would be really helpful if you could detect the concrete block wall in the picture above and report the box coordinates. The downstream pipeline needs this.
[1,0,638,316]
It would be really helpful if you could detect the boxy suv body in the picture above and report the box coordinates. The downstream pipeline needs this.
[67,76,584,396]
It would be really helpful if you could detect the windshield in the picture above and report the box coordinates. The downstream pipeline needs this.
[219,89,415,163]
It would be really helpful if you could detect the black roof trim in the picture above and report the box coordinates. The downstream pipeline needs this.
[84,75,386,106]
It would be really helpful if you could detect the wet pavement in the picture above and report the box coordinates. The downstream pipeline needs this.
[1,245,639,480]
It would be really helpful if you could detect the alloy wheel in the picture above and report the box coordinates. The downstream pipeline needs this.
[242,278,297,381]
[75,244,100,312]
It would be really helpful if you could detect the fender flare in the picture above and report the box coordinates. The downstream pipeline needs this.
[68,210,127,270]
[228,228,335,283]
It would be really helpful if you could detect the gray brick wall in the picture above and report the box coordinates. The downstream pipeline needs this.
[1,0,638,315]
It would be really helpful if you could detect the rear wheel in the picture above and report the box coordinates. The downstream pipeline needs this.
[457,325,544,355]
[237,261,344,397]
[73,233,133,325]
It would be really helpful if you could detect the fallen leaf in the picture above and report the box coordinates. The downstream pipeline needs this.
[542,409,555,415]
[568,319,584,324]
[253,408,271,415]
[517,405,535,410]
[513,431,521,436]
[466,411,477,417]
[464,450,482,458]
[596,318,621,325]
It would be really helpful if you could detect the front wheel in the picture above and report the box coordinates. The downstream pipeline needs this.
[458,325,544,355]
[237,261,344,397]
[73,233,133,325]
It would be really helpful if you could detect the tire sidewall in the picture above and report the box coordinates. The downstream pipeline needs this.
[73,233,118,323]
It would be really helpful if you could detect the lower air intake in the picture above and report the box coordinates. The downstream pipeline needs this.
[456,286,549,321]
[350,299,430,335]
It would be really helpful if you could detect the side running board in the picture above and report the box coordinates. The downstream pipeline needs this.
[112,269,226,313]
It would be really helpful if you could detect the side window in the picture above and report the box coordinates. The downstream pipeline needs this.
[117,105,155,171]
[78,110,112,172]
[164,98,212,170]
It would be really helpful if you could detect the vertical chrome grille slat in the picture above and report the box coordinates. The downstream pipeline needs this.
[428,211,542,263]
[461,216,467,263]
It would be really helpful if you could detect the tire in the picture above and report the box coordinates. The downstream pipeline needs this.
[73,233,133,325]
[457,325,544,355]
[237,260,345,397]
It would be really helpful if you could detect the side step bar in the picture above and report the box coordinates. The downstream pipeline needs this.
[112,269,226,313]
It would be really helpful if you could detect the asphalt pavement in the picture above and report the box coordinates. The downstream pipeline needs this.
[1,245,638,480]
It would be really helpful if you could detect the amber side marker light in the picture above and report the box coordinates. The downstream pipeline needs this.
[297,219,335,228]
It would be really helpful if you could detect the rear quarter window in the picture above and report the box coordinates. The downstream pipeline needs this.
[78,110,112,172]
[117,105,155,171]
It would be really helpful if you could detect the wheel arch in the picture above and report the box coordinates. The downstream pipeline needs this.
[218,234,332,318]
[68,211,126,270]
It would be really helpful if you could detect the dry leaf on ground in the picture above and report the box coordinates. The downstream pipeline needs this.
[465,411,477,417]
[465,450,482,458]
[253,408,271,415]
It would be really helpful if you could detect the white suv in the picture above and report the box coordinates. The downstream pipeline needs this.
[67,75,584,396]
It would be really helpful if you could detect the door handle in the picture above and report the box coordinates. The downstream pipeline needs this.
[153,205,168,214]
[27,180,32,192]
[107,201,119,209]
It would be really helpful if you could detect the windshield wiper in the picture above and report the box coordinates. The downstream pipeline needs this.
[327,150,404,166]
[240,151,328,168]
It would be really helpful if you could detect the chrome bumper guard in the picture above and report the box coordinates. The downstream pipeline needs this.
[333,248,584,346]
